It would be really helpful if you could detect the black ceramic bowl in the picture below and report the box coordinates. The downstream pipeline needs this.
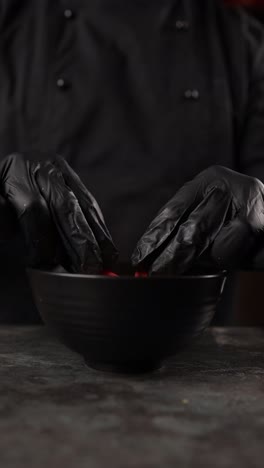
[27,268,226,373]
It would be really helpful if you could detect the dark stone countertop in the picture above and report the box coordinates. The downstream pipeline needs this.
[0,326,264,468]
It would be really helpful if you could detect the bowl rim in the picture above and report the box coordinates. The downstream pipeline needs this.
[27,268,227,281]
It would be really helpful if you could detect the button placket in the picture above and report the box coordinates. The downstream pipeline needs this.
[56,8,75,90]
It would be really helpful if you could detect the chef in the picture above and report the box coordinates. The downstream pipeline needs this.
[0,0,264,321]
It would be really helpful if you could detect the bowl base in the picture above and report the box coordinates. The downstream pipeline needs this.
[84,358,162,374]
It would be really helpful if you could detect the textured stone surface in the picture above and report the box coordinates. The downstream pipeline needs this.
[0,326,263,467]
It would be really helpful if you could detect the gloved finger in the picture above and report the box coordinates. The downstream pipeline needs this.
[35,161,103,274]
[148,187,231,275]
[211,217,261,269]
[131,177,205,266]
[53,156,118,268]
[0,195,18,241]
[0,154,58,266]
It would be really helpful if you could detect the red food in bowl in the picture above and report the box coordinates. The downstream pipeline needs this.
[102,270,119,277]
[103,271,148,278]
[135,271,148,278]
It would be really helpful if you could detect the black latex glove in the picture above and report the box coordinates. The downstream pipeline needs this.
[0,152,118,273]
[132,166,264,274]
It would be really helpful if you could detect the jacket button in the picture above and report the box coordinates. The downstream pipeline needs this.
[64,9,74,19]
[175,20,189,31]
[56,78,70,89]
[184,89,200,100]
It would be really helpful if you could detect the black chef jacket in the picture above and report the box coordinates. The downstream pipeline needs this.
[0,0,264,322]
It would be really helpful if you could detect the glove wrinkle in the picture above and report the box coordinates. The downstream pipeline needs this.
[132,181,202,266]
[53,155,118,269]
[149,187,231,274]
[36,162,103,274]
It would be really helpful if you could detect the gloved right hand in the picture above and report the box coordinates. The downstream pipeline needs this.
[0,152,118,273]
[131,165,264,275]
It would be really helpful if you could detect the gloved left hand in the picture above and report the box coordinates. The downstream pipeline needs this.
[0,152,118,274]
[131,166,264,274]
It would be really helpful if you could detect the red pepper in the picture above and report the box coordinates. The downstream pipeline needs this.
[134,271,148,278]
[102,270,119,277]
[102,271,148,277]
